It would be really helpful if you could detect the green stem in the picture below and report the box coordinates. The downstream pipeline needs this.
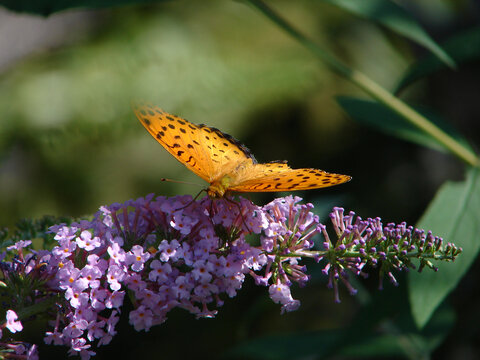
[246,0,480,167]
[303,250,456,260]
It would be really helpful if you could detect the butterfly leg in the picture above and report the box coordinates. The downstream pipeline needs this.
[224,196,252,233]
[174,189,207,212]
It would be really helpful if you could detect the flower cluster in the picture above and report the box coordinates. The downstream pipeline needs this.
[34,194,267,358]
[317,207,462,302]
[0,241,45,360]
[258,197,322,313]
[0,195,461,358]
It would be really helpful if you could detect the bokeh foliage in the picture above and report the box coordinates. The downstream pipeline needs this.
[0,1,344,224]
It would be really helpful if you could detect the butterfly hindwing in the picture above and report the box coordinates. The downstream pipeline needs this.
[228,162,351,192]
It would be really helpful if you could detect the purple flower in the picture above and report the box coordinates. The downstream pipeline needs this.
[63,318,88,339]
[6,240,32,251]
[170,213,198,235]
[244,247,268,271]
[172,275,193,299]
[105,291,124,309]
[223,273,245,297]
[44,331,64,345]
[86,320,106,342]
[107,243,126,265]
[268,283,300,314]
[52,237,77,258]
[90,288,108,311]
[125,273,147,292]
[193,282,219,298]
[68,337,96,359]
[86,254,108,273]
[65,287,89,309]
[5,310,23,333]
[126,245,150,272]
[106,265,125,291]
[157,239,182,262]
[81,265,103,289]
[191,260,213,282]
[149,260,172,283]
[138,289,162,308]
[129,306,153,332]
[76,231,101,251]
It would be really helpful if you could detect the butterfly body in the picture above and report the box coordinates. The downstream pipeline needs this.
[134,103,351,198]
[208,173,234,198]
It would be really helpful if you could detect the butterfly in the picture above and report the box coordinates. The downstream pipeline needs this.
[133,103,351,198]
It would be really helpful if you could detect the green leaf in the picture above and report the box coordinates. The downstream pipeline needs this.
[336,96,472,153]
[321,0,454,68]
[0,0,164,16]
[396,26,480,93]
[339,305,454,358]
[336,285,454,358]
[409,167,480,328]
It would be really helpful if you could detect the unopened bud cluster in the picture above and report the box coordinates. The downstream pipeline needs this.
[317,207,461,302]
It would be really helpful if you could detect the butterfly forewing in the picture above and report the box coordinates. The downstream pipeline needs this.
[195,124,256,182]
[134,103,256,183]
[135,103,219,182]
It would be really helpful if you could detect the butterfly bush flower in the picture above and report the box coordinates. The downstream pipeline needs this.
[0,195,461,358]
[316,207,462,303]
[5,310,23,334]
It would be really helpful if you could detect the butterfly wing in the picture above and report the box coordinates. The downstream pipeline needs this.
[197,124,257,182]
[134,102,351,195]
[228,162,351,192]
[134,103,254,183]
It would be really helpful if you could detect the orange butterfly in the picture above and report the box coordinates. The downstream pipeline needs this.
[134,103,351,198]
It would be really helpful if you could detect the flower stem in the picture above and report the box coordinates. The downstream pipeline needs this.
[306,250,456,261]
[246,0,480,167]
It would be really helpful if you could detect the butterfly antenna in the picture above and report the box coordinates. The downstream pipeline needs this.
[160,178,204,188]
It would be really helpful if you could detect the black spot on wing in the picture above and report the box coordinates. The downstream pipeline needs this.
[198,124,256,163]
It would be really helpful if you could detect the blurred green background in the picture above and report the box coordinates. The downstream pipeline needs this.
[1,0,480,358]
